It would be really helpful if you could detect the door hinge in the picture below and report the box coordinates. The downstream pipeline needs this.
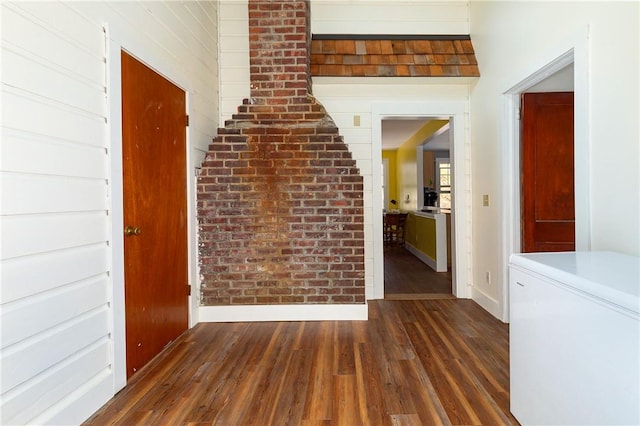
[186,115,189,127]
[187,285,192,296]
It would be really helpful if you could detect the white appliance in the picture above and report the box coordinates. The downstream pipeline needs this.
[509,251,639,425]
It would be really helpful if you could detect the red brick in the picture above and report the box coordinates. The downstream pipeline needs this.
[198,0,364,308]
[331,296,354,303]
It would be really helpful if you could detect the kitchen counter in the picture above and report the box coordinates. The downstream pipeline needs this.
[404,211,448,272]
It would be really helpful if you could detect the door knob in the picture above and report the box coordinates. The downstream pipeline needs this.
[124,226,141,237]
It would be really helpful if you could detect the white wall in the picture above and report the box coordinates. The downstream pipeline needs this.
[218,0,250,123]
[469,1,640,319]
[311,0,470,35]
[0,1,218,424]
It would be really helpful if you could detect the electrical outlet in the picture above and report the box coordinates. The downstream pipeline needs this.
[353,115,361,126]
[482,194,489,207]
[485,271,491,285]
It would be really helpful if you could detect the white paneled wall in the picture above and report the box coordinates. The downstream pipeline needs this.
[218,0,250,124]
[1,3,111,424]
[311,0,470,35]
[1,1,218,424]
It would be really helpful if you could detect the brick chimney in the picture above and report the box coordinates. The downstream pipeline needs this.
[197,0,365,306]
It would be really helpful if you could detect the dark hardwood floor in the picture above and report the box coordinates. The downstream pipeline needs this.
[85,300,518,426]
[385,247,452,299]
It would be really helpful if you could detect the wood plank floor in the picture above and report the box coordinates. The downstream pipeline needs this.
[384,247,452,298]
[85,300,519,426]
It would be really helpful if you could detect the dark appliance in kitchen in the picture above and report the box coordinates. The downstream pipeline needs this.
[424,188,438,207]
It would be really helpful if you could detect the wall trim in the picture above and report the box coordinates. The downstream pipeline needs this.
[405,243,438,271]
[104,23,127,394]
[471,287,501,320]
[312,34,472,41]
[199,304,369,322]
[105,22,198,393]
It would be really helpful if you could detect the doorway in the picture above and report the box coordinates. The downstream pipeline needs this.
[382,118,454,299]
[121,51,189,378]
[371,102,470,301]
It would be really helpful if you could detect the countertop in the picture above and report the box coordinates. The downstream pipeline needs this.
[413,209,449,219]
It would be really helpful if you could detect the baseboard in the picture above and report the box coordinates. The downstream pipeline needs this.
[405,243,444,271]
[471,287,502,321]
[198,303,368,322]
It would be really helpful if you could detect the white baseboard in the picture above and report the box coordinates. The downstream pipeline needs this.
[199,303,368,322]
[471,287,503,321]
[405,243,445,272]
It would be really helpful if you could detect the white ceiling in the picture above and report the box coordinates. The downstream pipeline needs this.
[381,118,430,150]
[423,122,450,151]
[382,118,450,151]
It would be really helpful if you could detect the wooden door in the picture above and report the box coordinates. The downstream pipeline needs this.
[521,92,575,253]
[121,51,188,378]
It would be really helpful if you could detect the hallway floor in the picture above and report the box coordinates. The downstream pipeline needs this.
[384,247,452,299]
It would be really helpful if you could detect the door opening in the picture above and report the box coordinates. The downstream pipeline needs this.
[382,117,455,299]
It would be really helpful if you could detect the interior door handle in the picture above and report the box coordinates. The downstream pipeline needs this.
[124,226,142,237]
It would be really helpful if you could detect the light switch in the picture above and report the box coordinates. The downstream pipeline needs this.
[353,115,361,126]
[483,194,489,207]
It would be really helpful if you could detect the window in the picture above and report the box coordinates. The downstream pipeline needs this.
[436,158,451,210]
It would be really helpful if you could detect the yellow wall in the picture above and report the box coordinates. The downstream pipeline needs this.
[405,213,416,246]
[416,216,437,259]
[382,150,398,210]
[405,213,437,259]
[396,120,448,211]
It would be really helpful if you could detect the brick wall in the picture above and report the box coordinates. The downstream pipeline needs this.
[197,0,365,306]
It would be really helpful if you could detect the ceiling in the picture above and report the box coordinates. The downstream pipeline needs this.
[382,118,450,151]
[381,118,430,149]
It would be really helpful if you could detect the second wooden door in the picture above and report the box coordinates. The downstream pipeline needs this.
[521,92,575,253]
[121,51,189,378]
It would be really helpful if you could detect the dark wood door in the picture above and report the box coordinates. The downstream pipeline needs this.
[121,51,188,378]
[521,92,575,253]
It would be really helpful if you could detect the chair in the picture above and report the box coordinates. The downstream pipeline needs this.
[383,213,408,248]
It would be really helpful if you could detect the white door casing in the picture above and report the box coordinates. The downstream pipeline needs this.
[500,26,591,322]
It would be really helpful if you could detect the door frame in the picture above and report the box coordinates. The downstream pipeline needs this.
[382,158,390,210]
[500,26,591,322]
[105,24,195,392]
[372,101,471,301]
